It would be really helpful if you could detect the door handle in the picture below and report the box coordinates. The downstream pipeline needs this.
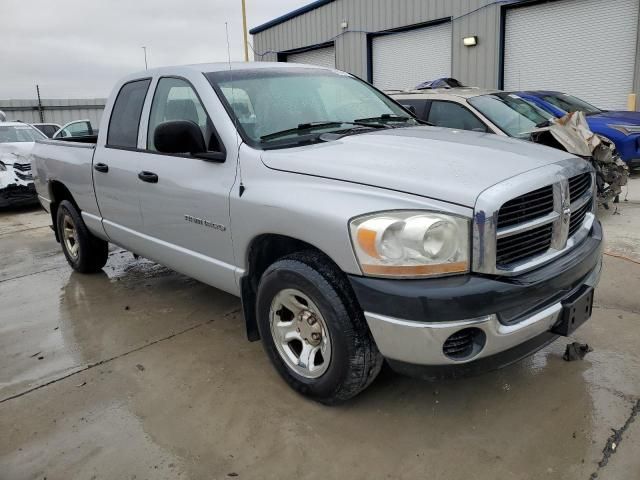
[138,171,159,183]
[94,163,109,173]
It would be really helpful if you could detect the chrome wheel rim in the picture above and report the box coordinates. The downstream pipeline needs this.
[269,288,331,379]
[62,214,79,259]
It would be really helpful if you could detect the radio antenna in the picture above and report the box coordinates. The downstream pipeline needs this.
[224,22,244,190]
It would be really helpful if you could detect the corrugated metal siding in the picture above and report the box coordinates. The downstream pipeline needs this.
[504,0,639,110]
[252,0,501,88]
[0,98,106,127]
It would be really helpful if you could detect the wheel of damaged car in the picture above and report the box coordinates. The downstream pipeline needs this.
[256,251,383,404]
[56,200,108,273]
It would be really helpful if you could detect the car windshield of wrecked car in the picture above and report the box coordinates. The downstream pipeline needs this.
[0,125,45,143]
[206,68,418,148]
[540,93,602,115]
[468,94,553,138]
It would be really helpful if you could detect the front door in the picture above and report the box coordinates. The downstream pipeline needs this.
[93,78,151,248]
[135,76,238,292]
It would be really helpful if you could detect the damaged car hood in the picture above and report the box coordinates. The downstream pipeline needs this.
[261,126,574,207]
[0,142,35,165]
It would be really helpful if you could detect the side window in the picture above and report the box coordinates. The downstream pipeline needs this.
[147,77,222,153]
[107,79,151,148]
[61,121,93,138]
[428,101,487,132]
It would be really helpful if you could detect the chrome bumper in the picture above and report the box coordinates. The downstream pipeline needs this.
[364,258,602,366]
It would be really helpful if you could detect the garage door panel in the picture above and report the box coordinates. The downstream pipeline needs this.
[286,46,336,69]
[504,0,639,110]
[372,22,452,91]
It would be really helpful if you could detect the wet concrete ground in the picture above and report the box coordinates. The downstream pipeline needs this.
[1,177,640,480]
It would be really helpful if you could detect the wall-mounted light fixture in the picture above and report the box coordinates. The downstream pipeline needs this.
[463,36,478,47]
[341,20,348,29]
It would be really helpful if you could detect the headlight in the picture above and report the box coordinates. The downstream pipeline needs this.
[608,124,640,135]
[349,211,470,278]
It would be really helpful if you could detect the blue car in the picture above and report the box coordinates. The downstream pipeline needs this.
[516,91,640,169]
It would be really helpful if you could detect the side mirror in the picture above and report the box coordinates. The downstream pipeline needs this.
[402,104,417,115]
[154,120,207,155]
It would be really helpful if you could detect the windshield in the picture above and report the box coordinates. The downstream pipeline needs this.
[468,93,553,138]
[539,93,602,115]
[206,68,418,148]
[0,124,45,143]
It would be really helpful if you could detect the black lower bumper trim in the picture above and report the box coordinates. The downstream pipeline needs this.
[0,184,38,208]
[348,220,602,325]
[387,332,558,381]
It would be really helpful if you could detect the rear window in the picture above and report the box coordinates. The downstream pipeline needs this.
[107,79,151,148]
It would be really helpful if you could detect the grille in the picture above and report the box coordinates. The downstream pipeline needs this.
[497,185,554,228]
[442,328,486,360]
[496,223,553,267]
[569,201,590,238]
[12,162,31,172]
[569,173,591,201]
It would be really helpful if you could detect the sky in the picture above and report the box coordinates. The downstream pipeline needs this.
[0,0,307,99]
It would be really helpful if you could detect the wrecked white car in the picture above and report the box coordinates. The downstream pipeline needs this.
[390,89,629,206]
[0,122,45,208]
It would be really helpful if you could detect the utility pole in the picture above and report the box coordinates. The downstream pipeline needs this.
[241,0,249,61]
[142,46,148,70]
[36,84,44,123]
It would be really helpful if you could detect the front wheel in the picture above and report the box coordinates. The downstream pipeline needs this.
[56,200,109,273]
[256,251,383,404]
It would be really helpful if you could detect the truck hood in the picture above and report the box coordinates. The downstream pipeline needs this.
[0,142,34,165]
[260,126,574,207]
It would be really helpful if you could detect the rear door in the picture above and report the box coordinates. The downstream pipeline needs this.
[93,78,151,247]
[135,76,237,291]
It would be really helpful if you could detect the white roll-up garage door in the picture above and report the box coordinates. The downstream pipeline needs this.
[371,22,452,90]
[504,0,639,110]
[286,45,336,68]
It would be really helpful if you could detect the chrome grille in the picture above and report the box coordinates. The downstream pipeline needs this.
[569,173,591,201]
[473,160,596,277]
[496,223,553,267]
[497,185,554,228]
[569,201,590,238]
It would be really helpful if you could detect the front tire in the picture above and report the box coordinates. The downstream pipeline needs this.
[256,251,383,404]
[56,200,108,273]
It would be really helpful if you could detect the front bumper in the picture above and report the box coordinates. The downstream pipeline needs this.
[0,184,38,208]
[349,220,603,368]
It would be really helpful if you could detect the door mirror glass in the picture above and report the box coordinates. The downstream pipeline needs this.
[153,120,207,155]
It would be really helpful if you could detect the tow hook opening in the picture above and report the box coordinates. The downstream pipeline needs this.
[443,327,486,361]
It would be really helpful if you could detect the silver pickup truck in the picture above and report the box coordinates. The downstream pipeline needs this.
[32,63,602,403]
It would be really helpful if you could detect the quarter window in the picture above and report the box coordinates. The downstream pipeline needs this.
[147,77,222,152]
[107,79,151,148]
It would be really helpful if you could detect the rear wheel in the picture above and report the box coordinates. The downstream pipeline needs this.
[256,251,383,404]
[56,200,108,273]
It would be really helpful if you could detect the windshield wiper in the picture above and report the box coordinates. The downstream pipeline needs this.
[355,113,431,126]
[260,121,388,142]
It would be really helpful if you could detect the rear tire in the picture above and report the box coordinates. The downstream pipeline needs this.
[256,251,383,404]
[56,200,108,273]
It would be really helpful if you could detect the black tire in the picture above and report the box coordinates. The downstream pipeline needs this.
[256,251,383,404]
[56,200,108,273]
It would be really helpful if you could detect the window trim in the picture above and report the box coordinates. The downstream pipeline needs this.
[143,75,227,161]
[105,77,152,150]
[427,99,491,133]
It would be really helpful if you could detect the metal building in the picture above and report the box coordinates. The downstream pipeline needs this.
[0,98,106,128]
[250,0,640,110]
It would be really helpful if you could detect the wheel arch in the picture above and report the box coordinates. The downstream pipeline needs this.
[240,233,340,342]
[48,180,79,242]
